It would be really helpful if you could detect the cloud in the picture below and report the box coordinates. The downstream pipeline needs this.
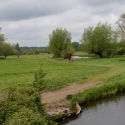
[79,0,125,7]
[0,0,125,46]
[0,0,76,21]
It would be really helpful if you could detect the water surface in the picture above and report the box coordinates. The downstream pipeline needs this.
[60,94,125,125]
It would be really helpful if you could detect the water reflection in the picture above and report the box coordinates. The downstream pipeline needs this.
[72,56,90,59]
[60,94,125,125]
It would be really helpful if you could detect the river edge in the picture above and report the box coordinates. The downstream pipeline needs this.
[48,82,125,124]
[58,92,125,125]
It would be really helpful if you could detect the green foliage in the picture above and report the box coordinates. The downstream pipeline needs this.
[0,27,5,43]
[115,40,125,55]
[3,107,48,125]
[116,13,125,41]
[0,89,56,125]
[33,65,46,93]
[70,82,125,108]
[1,42,14,58]
[81,22,118,58]
[71,42,80,51]
[116,47,125,55]
[20,46,48,55]
[49,27,74,58]
[66,94,73,100]
[0,66,56,125]
[0,28,14,58]
[62,45,75,58]
[14,43,21,58]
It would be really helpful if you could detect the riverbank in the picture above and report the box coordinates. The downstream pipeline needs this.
[42,82,100,114]
[70,82,125,108]
[41,81,125,123]
[1,54,125,124]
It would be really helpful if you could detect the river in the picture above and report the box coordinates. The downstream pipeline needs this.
[72,56,90,59]
[59,94,125,125]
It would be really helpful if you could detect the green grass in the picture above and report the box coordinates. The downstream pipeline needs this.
[69,82,125,108]
[1,53,125,93]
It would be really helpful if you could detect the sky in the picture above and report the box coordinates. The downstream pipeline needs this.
[0,0,125,47]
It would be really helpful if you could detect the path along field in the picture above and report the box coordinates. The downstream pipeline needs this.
[1,54,125,111]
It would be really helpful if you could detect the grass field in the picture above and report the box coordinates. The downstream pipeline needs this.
[1,53,125,93]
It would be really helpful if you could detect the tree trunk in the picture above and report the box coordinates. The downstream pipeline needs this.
[95,52,103,58]
[98,53,103,58]
[17,54,19,58]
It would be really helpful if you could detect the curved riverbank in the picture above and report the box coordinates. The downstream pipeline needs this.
[61,93,125,125]
[70,82,125,108]
[46,82,125,123]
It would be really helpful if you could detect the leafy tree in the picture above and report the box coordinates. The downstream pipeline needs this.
[116,13,125,41]
[0,42,14,58]
[116,40,125,55]
[81,22,118,58]
[14,43,21,58]
[62,45,75,59]
[49,28,73,58]
[0,27,5,43]
[71,41,80,51]
[0,27,6,56]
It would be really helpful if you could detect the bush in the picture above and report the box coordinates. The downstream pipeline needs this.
[0,66,57,125]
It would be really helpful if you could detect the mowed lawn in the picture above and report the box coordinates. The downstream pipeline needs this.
[0,53,125,93]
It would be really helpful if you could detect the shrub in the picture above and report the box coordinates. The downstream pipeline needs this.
[0,66,57,125]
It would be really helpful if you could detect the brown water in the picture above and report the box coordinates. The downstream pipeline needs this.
[59,94,125,125]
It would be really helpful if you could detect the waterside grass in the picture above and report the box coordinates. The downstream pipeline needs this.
[69,82,125,108]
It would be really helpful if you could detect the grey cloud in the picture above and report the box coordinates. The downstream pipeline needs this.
[78,0,125,18]
[0,0,125,47]
[78,0,125,6]
[0,0,73,21]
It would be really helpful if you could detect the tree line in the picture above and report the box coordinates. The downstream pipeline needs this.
[0,13,125,58]
[0,30,48,58]
[0,28,21,58]
[20,46,48,55]
[48,13,125,58]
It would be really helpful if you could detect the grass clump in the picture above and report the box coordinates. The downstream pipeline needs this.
[66,94,73,100]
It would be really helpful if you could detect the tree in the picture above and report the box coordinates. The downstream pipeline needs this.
[49,27,73,58]
[0,27,6,56]
[14,43,21,58]
[0,27,6,43]
[62,44,75,59]
[71,41,80,51]
[81,22,118,58]
[115,40,125,55]
[116,13,125,41]
[0,42,14,58]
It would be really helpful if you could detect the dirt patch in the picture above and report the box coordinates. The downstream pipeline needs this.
[42,81,101,112]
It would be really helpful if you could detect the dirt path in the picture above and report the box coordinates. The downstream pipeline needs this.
[42,81,101,112]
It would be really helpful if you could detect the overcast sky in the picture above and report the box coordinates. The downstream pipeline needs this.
[0,0,125,47]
